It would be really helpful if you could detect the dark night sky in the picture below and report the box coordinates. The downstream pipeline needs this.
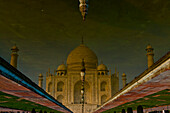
[0,0,170,89]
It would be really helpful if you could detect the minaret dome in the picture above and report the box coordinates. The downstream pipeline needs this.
[122,72,127,87]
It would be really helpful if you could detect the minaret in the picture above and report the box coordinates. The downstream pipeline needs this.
[38,73,43,88]
[10,45,19,68]
[122,73,127,87]
[146,44,154,68]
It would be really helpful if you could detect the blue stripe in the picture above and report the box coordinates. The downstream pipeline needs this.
[0,65,72,113]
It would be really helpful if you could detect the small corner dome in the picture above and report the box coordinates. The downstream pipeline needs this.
[122,72,126,77]
[11,45,19,51]
[39,73,43,77]
[57,64,67,71]
[97,63,107,70]
[146,44,152,49]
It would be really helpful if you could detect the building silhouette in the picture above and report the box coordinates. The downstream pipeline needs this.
[44,43,119,113]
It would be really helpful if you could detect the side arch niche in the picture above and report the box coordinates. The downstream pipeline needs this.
[48,82,52,93]
[57,95,64,103]
[101,95,107,104]
[57,81,64,92]
[101,81,107,91]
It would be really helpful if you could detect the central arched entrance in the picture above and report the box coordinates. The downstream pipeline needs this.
[74,80,91,104]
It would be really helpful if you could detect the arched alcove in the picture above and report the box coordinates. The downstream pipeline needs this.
[101,81,107,91]
[48,82,52,92]
[101,72,104,75]
[57,95,64,103]
[137,105,143,113]
[61,72,63,75]
[98,72,100,75]
[57,81,64,92]
[74,80,91,104]
[101,95,107,104]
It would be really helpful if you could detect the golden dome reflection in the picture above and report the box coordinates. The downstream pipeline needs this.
[66,44,98,70]
[57,64,67,71]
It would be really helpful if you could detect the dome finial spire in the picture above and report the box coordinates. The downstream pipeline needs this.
[62,60,64,64]
[81,58,86,72]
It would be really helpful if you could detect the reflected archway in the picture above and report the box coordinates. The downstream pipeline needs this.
[74,80,91,104]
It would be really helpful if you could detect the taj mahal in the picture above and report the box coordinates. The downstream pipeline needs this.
[39,42,123,113]
[8,40,157,113]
